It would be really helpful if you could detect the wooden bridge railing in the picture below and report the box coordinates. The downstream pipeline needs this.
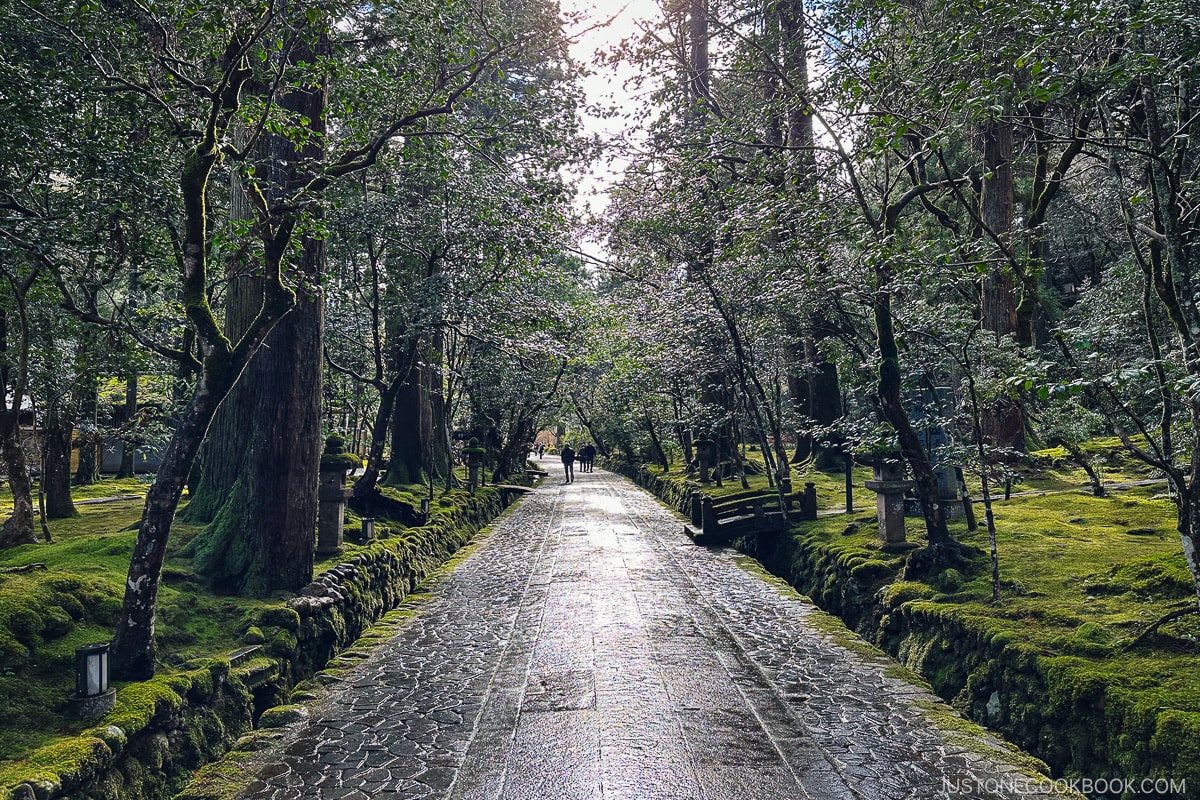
[683,483,817,547]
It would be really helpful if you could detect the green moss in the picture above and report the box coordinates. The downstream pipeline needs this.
[1074,622,1113,644]
[0,734,111,795]
[881,581,936,608]
[1151,710,1200,788]
[1083,554,1194,600]
[255,606,301,631]
[934,568,963,592]
[173,749,259,800]
[108,677,187,733]
[319,452,362,471]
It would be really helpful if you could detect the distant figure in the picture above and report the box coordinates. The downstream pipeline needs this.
[536,443,545,458]
[560,444,576,483]
[580,442,597,473]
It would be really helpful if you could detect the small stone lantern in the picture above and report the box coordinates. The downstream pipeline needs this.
[464,438,486,495]
[694,438,716,484]
[863,453,913,545]
[317,436,360,555]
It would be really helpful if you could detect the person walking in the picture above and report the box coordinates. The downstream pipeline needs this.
[560,443,576,484]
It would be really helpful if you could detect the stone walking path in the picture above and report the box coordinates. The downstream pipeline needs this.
[233,469,1073,800]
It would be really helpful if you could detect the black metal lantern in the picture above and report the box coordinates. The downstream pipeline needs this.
[76,642,110,698]
[361,516,376,540]
[70,641,115,717]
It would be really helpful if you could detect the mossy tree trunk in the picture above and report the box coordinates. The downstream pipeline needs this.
[429,328,450,478]
[186,43,326,597]
[353,377,403,497]
[787,334,843,469]
[108,48,308,676]
[1180,485,1200,610]
[772,0,844,472]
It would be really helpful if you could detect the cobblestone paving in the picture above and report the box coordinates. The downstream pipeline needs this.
[236,470,1071,800]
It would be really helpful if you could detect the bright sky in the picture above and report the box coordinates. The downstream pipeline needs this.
[559,0,661,258]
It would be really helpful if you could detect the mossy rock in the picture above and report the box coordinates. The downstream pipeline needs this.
[255,607,301,631]
[1151,710,1200,788]
[257,704,309,729]
[881,581,936,609]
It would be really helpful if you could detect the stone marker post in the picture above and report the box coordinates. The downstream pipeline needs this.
[863,454,913,545]
[317,436,358,556]
[464,438,485,495]
[695,438,715,484]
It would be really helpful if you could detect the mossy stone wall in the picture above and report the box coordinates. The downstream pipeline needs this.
[1,489,510,800]
[624,464,1200,798]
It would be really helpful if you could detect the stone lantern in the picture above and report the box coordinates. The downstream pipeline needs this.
[863,453,912,545]
[694,438,716,484]
[317,436,360,555]
[464,438,486,494]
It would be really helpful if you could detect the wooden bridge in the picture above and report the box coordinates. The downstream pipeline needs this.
[682,483,817,547]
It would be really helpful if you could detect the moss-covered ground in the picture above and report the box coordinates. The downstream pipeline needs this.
[0,475,477,770]
[0,485,253,764]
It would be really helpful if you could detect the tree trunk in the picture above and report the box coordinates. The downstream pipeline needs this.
[353,379,401,497]
[42,406,78,518]
[73,375,101,485]
[429,329,449,479]
[979,116,1026,453]
[688,0,709,111]
[386,357,426,486]
[775,1,843,469]
[1179,476,1200,610]
[571,392,610,458]
[789,334,843,468]
[643,405,669,470]
[116,372,138,478]
[184,38,326,596]
[0,412,37,548]
[874,273,951,545]
[111,377,226,678]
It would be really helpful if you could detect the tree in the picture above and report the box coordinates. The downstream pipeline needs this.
[0,264,42,548]
[4,0,534,677]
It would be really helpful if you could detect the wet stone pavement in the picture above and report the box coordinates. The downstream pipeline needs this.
[236,469,1070,800]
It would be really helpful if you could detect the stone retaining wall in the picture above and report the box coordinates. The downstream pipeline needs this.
[621,464,1200,798]
[2,489,511,800]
